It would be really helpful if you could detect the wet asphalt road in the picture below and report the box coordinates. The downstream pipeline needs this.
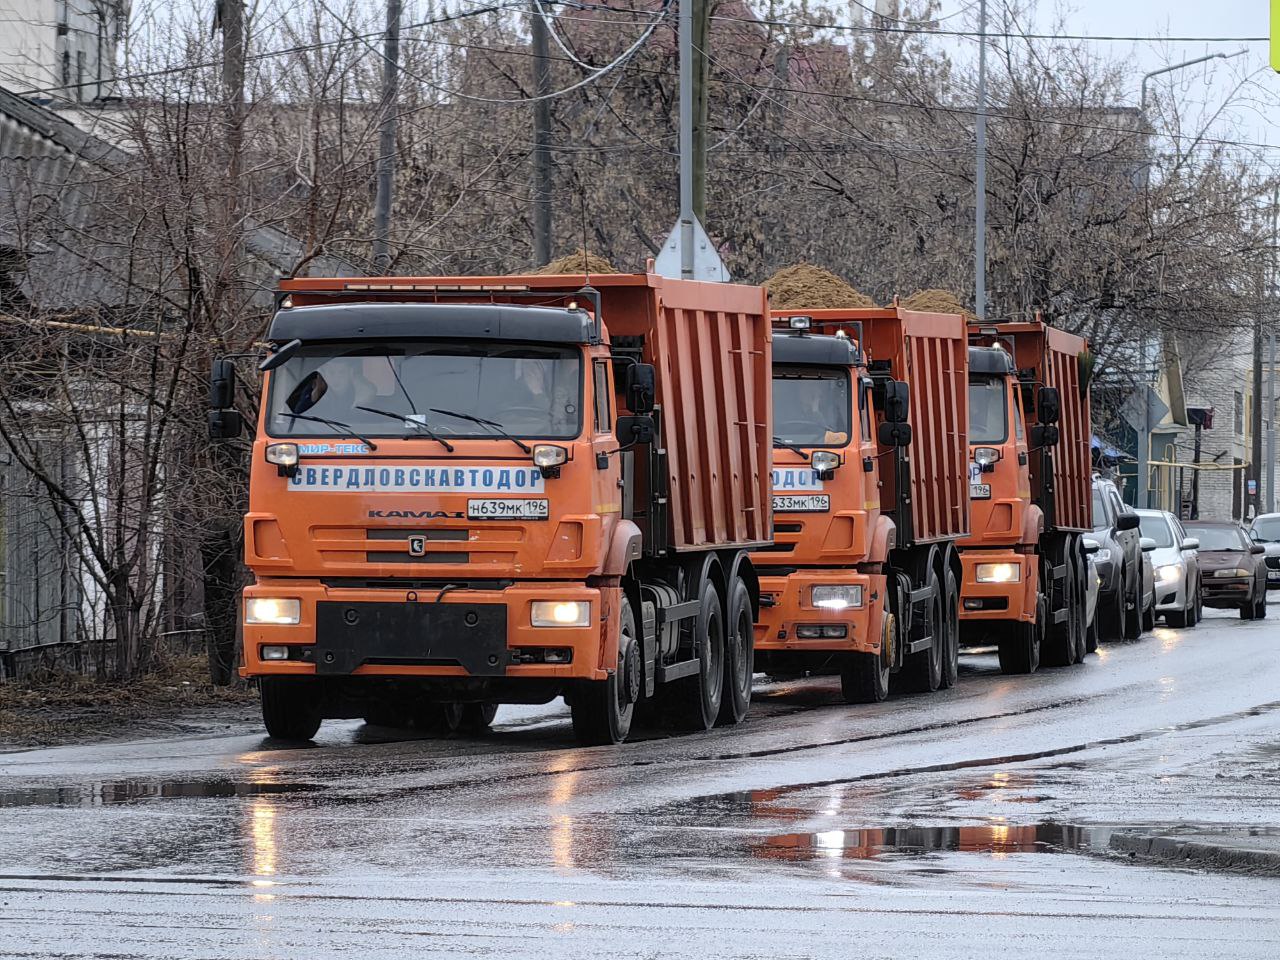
[1,604,1278,958]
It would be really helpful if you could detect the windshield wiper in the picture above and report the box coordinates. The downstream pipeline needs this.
[772,436,810,461]
[282,413,378,451]
[429,408,532,454]
[355,405,455,452]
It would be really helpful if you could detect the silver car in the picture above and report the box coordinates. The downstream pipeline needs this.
[1137,508,1202,627]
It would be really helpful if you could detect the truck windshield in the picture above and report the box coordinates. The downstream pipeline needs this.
[772,366,852,447]
[266,342,582,440]
[968,375,1008,443]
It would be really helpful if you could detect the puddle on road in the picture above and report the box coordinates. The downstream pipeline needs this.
[753,822,1095,861]
[0,778,320,808]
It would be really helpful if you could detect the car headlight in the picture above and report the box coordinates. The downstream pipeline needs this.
[245,598,301,625]
[810,450,840,473]
[811,584,863,610]
[265,442,299,467]
[976,562,1020,583]
[531,600,590,627]
[973,446,1001,467]
[1155,563,1184,584]
[1213,568,1250,579]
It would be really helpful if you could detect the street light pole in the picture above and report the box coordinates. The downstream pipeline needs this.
[974,0,987,320]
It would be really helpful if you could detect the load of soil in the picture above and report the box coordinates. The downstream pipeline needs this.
[901,288,977,320]
[764,263,876,309]
[0,654,258,748]
[523,248,619,275]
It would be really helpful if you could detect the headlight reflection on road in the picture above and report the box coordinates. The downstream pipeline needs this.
[548,767,581,871]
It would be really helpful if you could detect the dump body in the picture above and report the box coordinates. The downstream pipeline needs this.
[230,272,771,743]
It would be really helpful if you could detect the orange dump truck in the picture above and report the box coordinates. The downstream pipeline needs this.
[207,273,772,744]
[958,320,1092,672]
[754,308,969,701]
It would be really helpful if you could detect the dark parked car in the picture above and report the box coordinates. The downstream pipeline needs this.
[1091,475,1148,640]
[1183,521,1268,620]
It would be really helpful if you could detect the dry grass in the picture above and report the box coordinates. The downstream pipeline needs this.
[0,654,257,747]
[764,263,876,309]
[901,288,977,321]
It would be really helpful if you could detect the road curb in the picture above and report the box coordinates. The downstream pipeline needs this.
[1108,833,1280,876]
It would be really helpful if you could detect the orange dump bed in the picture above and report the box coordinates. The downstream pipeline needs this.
[971,320,1092,533]
[279,272,773,552]
[774,307,970,546]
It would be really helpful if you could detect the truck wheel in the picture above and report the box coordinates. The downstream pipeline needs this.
[260,678,322,741]
[673,580,726,730]
[939,569,960,689]
[571,595,639,745]
[717,578,754,726]
[460,703,499,732]
[1042,556,1074,668]
[840,613,891,704]
[999,592,1043,675]
[410,702,463,734]
[1122,568,1143,640]
[897,568,943,694]
[1071,555,1089,664]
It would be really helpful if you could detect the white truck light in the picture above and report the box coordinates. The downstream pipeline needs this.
[532,444,568,468]
[973,446,1001,467]
[265,443,299,467]
[811,584,863,610]
[976,562,1020,583]
[531,601,590,627]
[260,645,291,660]
[810,450,840,474]
[246,598,301,625]
[788,315,812,330]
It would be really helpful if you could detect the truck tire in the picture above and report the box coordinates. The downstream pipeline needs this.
[999,591,1043,675]
[939,569,961,689]
[412,703,463,734]
[460,703,499,732]
[260,678,322,741]
[717,578,754,726]
[841,648,890,703]
[571,595,639,745]
[1042,556,1074,668]
[672,579,726,730]
[897,567,943,694]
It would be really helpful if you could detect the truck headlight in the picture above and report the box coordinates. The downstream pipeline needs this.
[532,444,568,468]
[976,562,1020,583]
[265,443,299,467]
[245,598,301,625]
[811,584,863,610]
[531,600,590,627]
[810,450,840,473]
[973,446,1001,467]
[1155,562,1184,584]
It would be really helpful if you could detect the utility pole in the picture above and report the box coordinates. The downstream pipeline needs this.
[1268,326,1276,514]
[691,0,710,224]
[372,0,402,272]
[974,0,987,319]
[530,1,553,265]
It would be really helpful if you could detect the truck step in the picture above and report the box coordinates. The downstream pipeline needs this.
[904,635,936,655]
[656,659,700,683]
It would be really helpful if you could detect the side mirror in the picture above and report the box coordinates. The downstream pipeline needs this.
[1250,543,1266,555]
[878,420,912,447]
[286,370,328,415]
[884,381,910,424]
[1140,537,1157,553]
[615,414,654,445]
[1181,537,1199,551]
[625,362,656,414]
[1038,386,1061,425]
[260,338,302,372]
[1115,512,1140,532]
[1082,537,1100,555]
[208,409,243,440]
[1030,424,1059,448]
[210,358,237,409]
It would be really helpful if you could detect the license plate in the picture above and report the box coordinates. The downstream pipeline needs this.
[970,483,991,499]
[1269,571,1280,581]
[773,494,830,513]
[467,498,549,520]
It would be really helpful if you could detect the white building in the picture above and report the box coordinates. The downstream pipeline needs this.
[0,0,126,102]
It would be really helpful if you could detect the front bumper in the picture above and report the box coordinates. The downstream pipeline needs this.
[1201,577,1252,607]
[1153,571,1187,612]
[1266,559,1280,589]
[959,550,1036,623]
[241,580,612,681]
[755,570,885,655]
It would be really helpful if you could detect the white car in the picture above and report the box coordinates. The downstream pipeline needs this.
[1136,509,1201,628]
[1249,513,1280,590]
